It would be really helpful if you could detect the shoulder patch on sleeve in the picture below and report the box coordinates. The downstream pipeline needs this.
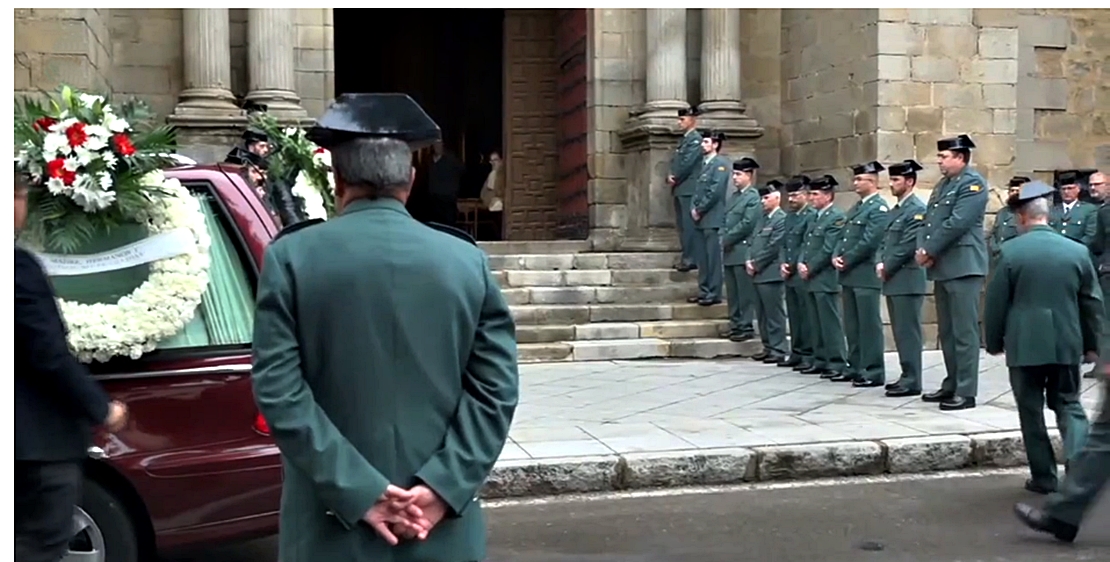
[913,213,924,221]
[718,166,726,171]
[273,218,325,242]
[969,184,982,192]
[879,205,888,213]
[427,222,477,245]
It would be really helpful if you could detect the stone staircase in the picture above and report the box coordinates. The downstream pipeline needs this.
[480,241,762,363]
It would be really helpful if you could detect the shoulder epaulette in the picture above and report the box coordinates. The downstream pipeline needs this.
[273,218,325,242]
[426,222,477,245]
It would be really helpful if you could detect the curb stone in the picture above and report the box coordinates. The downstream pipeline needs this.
[479,430,1050,500]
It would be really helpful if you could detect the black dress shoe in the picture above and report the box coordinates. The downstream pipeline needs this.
[779,357,801,368]
[939,396,976,410]
[730,332,754,342]
[852,379,884,388]
[885,386,922,397]
[819,371,840,379]
[793,363,812,372]
[751,352,769,361]
[763,355,786,364]
[687,295,703,303]
[921,389,955,403]
[697,298,722,306]
[884,380,904,391]
[800,366,826,375]
[830,374,861,383]
[1083,366,1097,379]
[1013,503,1078,543]
[675,264,696,272]
[1024,479,1057,495]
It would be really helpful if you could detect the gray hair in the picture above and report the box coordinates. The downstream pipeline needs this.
[1018,197,1050,220]
[330,137,413,197]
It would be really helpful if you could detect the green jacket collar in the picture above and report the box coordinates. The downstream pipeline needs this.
[1027,224,1053,235]
[340,197,411,218]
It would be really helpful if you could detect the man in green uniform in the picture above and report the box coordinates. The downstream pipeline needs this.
[748,182,789,363]
[832,161,890,386]
[690,131,731,306]
[916,134,989,411]
[779,175,819,370]
[720,158,764,340]
[667,107,703,272]
[879,160,928,398]
[988,176,1031,266]
[1088,171,1110,378]
[984,180,1100,496]
[252,93,520,562]
[798,175,848,377]
[1051,170,1099,247]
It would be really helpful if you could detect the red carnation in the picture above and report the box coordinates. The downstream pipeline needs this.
[112,133,136,156]
[314,147,326,154]
[66,122,88,148]
[34,117,57,132]
[46,158,77,186]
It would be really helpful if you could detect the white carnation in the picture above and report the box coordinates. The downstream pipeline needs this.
[43,132,71,157]
[103,113,129,133]
[79,93,105,108]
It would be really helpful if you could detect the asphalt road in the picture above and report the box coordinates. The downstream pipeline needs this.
[170,470,1109,562]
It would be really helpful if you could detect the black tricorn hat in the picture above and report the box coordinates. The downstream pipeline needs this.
[1058,171,1081,187]
[785,175,811,192]
[888,159,924,177]
[851,161,885,175]
[1007,180,1055,210]
[678,106,701,117]
[757,184,780,197]
[811,174,839,191]
[733,157,760,172]
[701,129,726,143]
[306,93,442,150]
[766,179,784,190]
[937,134,976,152]
[242,128,269,144]
[243,101,268,114]
[1008,176,1031,188]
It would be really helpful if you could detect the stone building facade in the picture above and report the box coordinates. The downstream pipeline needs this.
[15,8,1110,245]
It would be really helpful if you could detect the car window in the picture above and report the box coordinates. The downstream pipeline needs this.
[50,190,255,351]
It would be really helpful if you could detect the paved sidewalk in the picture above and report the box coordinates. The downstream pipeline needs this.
[482,351,1103,498]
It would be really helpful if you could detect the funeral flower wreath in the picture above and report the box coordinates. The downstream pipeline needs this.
[16,87,212,363]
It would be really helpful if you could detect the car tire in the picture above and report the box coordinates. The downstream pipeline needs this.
[76,479,140,562]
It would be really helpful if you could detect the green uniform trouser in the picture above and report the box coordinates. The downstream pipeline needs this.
[724,265,756,335]
[842,286,885,383]
[696,228,724,301]
[1009,365,1091,489]
[755,281,788,356]
[809,289,847,373]
[934,275,984,398]
[674,195,699,267]
[1045,386,1110,526]
[785,283,815,365]
[886,294,924,392]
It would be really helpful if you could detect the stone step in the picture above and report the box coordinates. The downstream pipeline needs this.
[518,337,764,363]
[502,284,701,306]
[494,268,698,288]
[479,240,591,255]
[511,302,728,325]
[517,319,731,344]
[489,252,680,271]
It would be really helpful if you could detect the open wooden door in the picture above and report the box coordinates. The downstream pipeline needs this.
[553,9,589,239]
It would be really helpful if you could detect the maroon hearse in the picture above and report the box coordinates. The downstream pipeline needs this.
[69,164,282,562]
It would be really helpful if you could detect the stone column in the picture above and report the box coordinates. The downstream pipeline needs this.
[698,8,744,115]
[245,8,307,118]
[170,9,239,117]
[642,8,688,117]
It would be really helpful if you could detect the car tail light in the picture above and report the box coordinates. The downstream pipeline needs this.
[253,412,271,436]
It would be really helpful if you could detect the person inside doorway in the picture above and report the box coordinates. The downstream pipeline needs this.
[427,140,465,226]
[478,150,506,240]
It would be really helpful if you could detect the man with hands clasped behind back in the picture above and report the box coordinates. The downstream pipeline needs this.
[798,175,849,378]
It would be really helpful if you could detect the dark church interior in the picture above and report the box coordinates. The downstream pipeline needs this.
[335,8,505,240]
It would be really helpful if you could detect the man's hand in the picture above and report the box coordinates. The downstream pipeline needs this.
[875,262,885,280]
[914,248,929,266]
[745,260,756,276]
[363,485,426,546]
[798,263,810,280]
[691,208,700,222]
[780,263,791,279]
[667,174,676,187]
[1084,351,1099,365]
[389,485,449,541]
[832,256,846,271]
[104,401,128,432]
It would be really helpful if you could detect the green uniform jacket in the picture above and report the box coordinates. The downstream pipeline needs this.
[782,205,816,287]
[878,194,928,296]
[988,207,1020,261]
[721,185,763,265]
[1051,201,1099,246]
[692,154,732,230]
[669,129,703,198]
[251,199,520,562]
[800,205,846,293]
[750,207,787,283]
[1090,202,1110,273]
[984,225,1103,367]
[919,167,990,281]
[835,193,890,289]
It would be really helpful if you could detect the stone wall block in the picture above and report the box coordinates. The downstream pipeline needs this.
[983,84,1017,109]
[876,55,910,81]
[877,81,931,107]
[15,19,93,56]
[911,55,958,82]
[978,27,1019,59]
[962,59,1018,84]
[973,9,1019,28]
[907,9,973,26]
[1018,15,1070,48]
[924,26,978,58]
[876,130,915,162]
[993,109,1018,134]
[906,106,943,133]
[972,134,1015,166]
[877,22,924,56]
[943,108,994,135]
[933,83,983,108]
[877,106,907,131]
[1019,77,1069,110]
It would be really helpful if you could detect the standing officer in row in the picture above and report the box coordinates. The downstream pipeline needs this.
[748,182,789,363]
[988,176,1030,267]
[833,161,890,387]
[690,131,731,306]
[984,180,1099,496]
[916,134,989,411]
[720,158,764,340]
[1087,171,1110,378]
[668,108,704,272]
[779,176,818,370]
[878,160,928,398]
[799,175,848,377]
[1051,170,1099,246]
